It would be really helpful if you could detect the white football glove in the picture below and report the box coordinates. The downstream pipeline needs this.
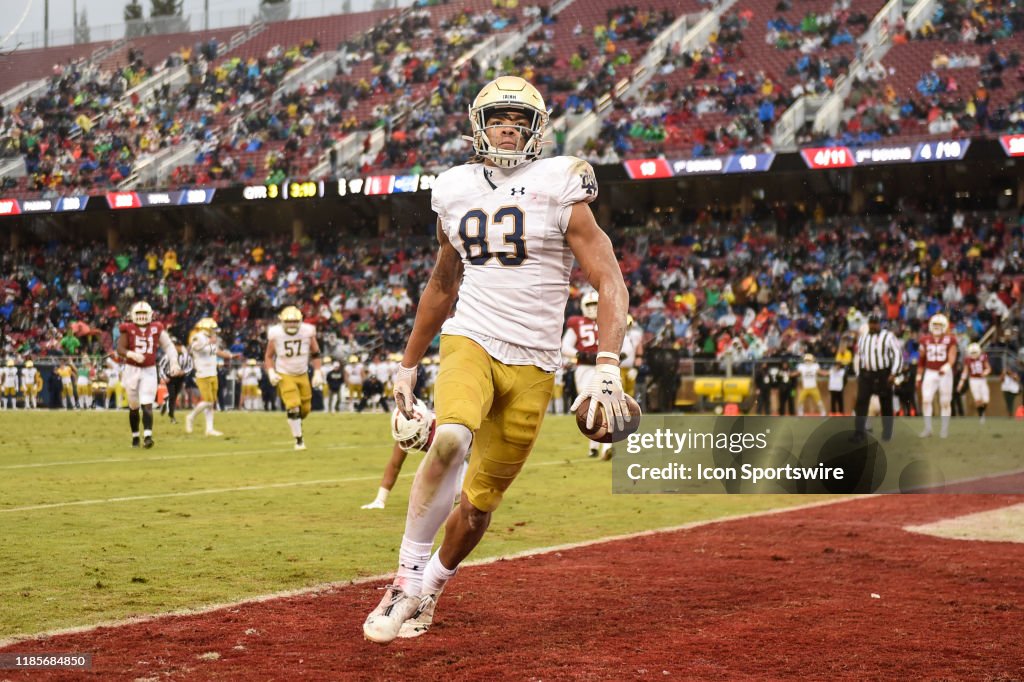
[125,351,146,363]
[392,364,418,418]
[311,368,324,389]
[570,364,631,433]
[267,368,281,387]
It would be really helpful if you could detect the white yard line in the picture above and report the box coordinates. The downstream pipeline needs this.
[0,456,581,513]
[0,494,857,648]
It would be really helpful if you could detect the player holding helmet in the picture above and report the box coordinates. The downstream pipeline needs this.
[265,306,324,450]
[117,301,181,448]
[958,342,992,423]
[363,75,629,643]
[917,313,957,438]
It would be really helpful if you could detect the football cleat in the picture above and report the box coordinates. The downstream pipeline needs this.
[588,447,599,458]
[919,429,932,438]
[131,436,141,448]
[361,499,386,510]
[363,585,420,644]
[294,438,306,451]
[398,588,444,639]
[600,444,614,461]
[205,429,224,437]
[143,435,154,449]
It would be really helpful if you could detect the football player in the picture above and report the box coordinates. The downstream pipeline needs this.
[917,313,957,438]
[56,359,76,409]
[185,318,236,436]
[958,342,992,423]
[117,301,181,448]
[265,306,324,450]
[343,354,364,412]
[239,359,264,411]
[75,354,93,409]
[1,359,19,409]
[20,360,42,409]
[561,290,611,458]
[795,353,827,416]
[364,76,629,643]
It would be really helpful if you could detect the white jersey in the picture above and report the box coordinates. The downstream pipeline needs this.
[796,362,821,389]
[268,322,316,375]
[432,156,598,372]
[20,367,38,390]
[105,357,122,383]
[344,362,364,385]
[368,361,391,384]
[240,366,262,386]
[828,365,846,392]
[1,367,18,388]
[620,327,643,369]
[190,331,219,379]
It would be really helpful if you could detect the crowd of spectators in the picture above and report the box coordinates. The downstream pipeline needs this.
[3,207,1023,393]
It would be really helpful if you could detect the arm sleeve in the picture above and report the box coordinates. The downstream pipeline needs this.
[159,330,180,370]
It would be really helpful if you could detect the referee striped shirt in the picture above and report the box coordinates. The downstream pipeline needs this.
[855,329,903,375]
[159,350,194,380]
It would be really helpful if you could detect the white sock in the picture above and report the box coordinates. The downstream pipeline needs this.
[397,536,434,596]
[941,415,950,433]
[205,409,214,431]
[190,401,209,420]
[421,550,458,595]
[288,417,302,438]
[143,429,152,437]
[374,486,390,504]
[923,415,932,431]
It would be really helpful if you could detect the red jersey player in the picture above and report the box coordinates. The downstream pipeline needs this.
[116,301,181,448]
[958,342,992,423]
[916,313,957,438]
[561,290,610,458]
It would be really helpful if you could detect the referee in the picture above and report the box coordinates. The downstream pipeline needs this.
[853,313,903,441]
[159,338,193,423]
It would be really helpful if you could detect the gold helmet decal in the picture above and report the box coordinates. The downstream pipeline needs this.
[467,76,548,168]
[279,306,302,334]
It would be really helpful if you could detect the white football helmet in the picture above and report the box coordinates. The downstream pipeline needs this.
[390,398,434,452]
[928,313,949,336]
[130,301,153,326]
[466,76,548,168]
[966,342,982,359]
[581,291,599,320]
[279,306,302,335]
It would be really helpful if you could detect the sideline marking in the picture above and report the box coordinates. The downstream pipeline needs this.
[905,502,1024,544]
[0,495,855,647]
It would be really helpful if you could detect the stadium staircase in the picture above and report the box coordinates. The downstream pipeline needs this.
[559,0,734,157]
[774,0,936,148]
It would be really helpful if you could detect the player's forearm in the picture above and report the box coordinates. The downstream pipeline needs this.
[402,286,456,365]
[595,276,628,362]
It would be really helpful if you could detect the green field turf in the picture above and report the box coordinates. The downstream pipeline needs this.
[4,411,1017,640]
[0,410,823,640]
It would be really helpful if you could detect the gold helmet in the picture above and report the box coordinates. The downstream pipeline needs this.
[195,317,218,333]
[246,358,258,366]
[966,342,982,359]
[25,360,33,368]
[130,301,153,326]
[5,359,13,367]
[279,306,302,334]
[348,354,360,364]
[467,76,548,168]
[581,290,599,320]
[929,313,949,336]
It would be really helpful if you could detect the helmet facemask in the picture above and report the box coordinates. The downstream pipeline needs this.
[131,301,153,326]
[465,76,549,169]
[390,398,434,452]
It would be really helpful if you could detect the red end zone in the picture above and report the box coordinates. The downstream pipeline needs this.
[4,494,1023,680]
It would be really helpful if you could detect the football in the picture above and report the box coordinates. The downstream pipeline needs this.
[575,395,642,443]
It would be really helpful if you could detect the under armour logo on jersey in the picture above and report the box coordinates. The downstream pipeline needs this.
[510,187,526,196]
[601,379,614,395]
